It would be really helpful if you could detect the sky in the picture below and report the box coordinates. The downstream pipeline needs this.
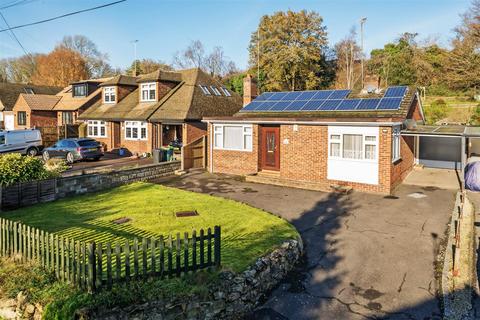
[0,0,473,71]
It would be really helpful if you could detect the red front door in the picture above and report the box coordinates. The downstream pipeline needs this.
[260,126,280,171]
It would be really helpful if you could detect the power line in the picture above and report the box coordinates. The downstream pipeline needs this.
[0,10,34,63]
[0,0,126,33]
[0,0,36,10]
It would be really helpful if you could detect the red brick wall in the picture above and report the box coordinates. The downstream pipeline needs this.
[30,111,57,128]
[94,121,113,151]
[119,122,153,155]
[184,122,207,144]
[209,123,259,175]
[391,135,415,189]
[407,96,424,122]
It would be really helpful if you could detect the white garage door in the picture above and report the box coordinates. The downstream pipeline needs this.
[4,115,14,131]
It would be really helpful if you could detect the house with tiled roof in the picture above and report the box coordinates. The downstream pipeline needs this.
[11,78,110,130]
[78,68,242,155]
[204,75,425,194]
[0,83,61,130]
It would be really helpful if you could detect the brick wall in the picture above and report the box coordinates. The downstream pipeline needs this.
[407,96,424,122]
[209,124,259,175]
[119,122,153,155]
[391,135,415,189]
[94,121,114,151]
[184,122,207,144]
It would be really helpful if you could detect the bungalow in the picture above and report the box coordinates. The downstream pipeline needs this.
[78,68,242,155]
[204,76,425,194]
[11,78,109,130]
[0,83,61,130]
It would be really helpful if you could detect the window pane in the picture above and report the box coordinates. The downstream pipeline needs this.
[141,127,147,139]
[149,89,155,100]
[100,126,106,137]
[343,134,363,159]
[330,143,340,157]
[126,127,132,138]
[365,136,376,142]
[88,126,93,136]
[214,133,222,148]
[365,145,376,160]
[330,134,340,140]
[223,126,243,149]
[93,127,98,136]
[132,127,138,138]
[142,90,148,100]
[244,133,252,150]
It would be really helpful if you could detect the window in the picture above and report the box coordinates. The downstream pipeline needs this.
[199,85,211,95]
[103,86,116,103]
[221,87,232,97]
[213,124,252,151]
[87,120,107,138]
[17,111,26,126]
[0,135,5,144]
[62,111,74,125]
[328,132,378,161]
[140,83,156,102]
[24,88,34,94]
[392,126,401,162]
[125,121,147,140]
[210,86,221,96]
[73,84,86,97]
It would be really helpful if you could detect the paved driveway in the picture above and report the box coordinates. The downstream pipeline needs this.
[160,171,455,320]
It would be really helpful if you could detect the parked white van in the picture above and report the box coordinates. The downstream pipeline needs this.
[0,129,43,156]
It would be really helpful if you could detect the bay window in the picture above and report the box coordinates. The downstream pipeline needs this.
[328,132,377,161]
[87,120,106,138]
[140,83,156,102]
[125,121,147,140]
[213,124,252,151]
[104,86,116,103]
[392,126,401,162]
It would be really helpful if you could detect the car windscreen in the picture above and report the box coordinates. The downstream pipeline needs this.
[77,140,99,147]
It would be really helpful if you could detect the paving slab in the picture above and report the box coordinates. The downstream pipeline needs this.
[159,171,455,319]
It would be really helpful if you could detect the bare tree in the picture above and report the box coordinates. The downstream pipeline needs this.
[334,27,361,89]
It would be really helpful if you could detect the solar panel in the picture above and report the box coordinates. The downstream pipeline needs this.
[267,92,288,101]
[312,90,333,100]
[255,92,274,101]
[377,98,402,110]
[384,86,407,98]
[240,101,263,111]
[256,101,277,111]
[282,91,303,101]
[337,99,361,110]
[270,101,292,111]
[301,100,325,111]
[329,90,351,99]
[284,100,308,111]
[357,98,380,110]
[318,99,342,111]
[296,91,317,100]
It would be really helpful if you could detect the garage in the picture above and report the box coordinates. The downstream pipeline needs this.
[418,136,462,169]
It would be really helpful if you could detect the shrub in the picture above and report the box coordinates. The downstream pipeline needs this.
[0,154,57,186]
[469,104,480,125]
[424,99,451,125]
[44,158,69,176]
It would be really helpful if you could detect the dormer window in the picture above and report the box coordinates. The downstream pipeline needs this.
[104,86,116,103]
[73,84,86,97]
[210,86,221,96]
[140,82,156,102]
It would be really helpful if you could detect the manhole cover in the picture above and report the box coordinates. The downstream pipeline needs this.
[176,210,199,218]
[112,217,131,224]
[408,192,427,199]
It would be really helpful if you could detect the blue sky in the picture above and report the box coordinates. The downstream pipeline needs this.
[0,0,472,70]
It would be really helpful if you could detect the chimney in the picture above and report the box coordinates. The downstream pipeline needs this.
[243,74,258,106]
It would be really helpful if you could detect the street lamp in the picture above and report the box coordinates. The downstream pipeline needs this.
[131,40,139,76]
[360,17,367,89]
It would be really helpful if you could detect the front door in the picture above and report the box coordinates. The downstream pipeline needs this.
[260,126,280,171]
[113,122,121,149]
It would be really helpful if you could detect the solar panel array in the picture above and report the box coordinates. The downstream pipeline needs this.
[240,86,408,113]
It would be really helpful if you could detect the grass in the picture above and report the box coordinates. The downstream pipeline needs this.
[3,182,298,272]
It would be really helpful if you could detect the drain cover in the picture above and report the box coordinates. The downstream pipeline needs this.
[112,217,131,224]
[176,210,199,218]
[408,192,427,199]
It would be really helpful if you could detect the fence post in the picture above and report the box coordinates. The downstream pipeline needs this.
[88,242,96,293]
[214,226,221,268]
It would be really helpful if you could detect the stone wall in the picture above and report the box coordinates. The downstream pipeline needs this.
[56,161,180,198]
[82,239,303,320]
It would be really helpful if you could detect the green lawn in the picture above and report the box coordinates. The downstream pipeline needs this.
[3,182,298,272]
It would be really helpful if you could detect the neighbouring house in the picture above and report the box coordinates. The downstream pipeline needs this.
[78,68,242,155]
[203,76,425,194]
[0,83,61,130]
[12,94,62,129]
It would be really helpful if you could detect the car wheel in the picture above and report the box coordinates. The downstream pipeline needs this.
[93,156,101,161]
[42,151,50,161]
[26,147,38,157]
[66,152,74,164]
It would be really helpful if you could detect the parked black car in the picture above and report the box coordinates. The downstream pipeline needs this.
[42,138,103,164]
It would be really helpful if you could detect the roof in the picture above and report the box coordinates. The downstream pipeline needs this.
[70,77,111,85]
[53,77,111,111]
[78,68,243,122]
[402,124,480,137]
[204,87,419,123]
[99,75,137,87]
[137,70,183,83]
[0,83,61,111]
[20,93,61,110]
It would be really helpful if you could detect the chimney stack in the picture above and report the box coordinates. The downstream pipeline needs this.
[243,74,258,106]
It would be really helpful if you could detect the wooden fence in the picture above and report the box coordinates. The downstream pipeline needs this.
[0,217,221,292]
[38,125,80,147]
[182,135,207,171]
[1,179,56,210]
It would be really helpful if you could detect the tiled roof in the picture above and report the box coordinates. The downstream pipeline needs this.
[100,75,138,87]
[0,83,61,111]
[53,77,111,111]
[136,69,183,83]
[21,94,61,110]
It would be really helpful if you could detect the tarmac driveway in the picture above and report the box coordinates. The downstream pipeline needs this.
[160,171,455,320]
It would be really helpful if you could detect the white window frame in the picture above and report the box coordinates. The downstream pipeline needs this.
[125,121,148,140]
[328,132,378,162]
[103,86,116,104]
[213,124,253,152]
[392,126,401,162]
[140,82,156,102]
[221,87,232,97]
[87,120,107,138]
[210,86,221,96]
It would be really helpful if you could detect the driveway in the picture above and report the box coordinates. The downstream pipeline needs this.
[62,153,153,176]
[160,171,455,320]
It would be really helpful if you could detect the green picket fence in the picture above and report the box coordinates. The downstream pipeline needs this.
[0,217,221,292]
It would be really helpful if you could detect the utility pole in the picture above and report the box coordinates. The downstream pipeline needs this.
[131,40,139,76]
[360,17,367,89]
[257,28,260,92]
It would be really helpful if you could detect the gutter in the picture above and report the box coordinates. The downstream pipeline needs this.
[202,119,403,127]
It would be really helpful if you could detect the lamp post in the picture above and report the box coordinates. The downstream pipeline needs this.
[131,40,139,76]
[360,17,367,89]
